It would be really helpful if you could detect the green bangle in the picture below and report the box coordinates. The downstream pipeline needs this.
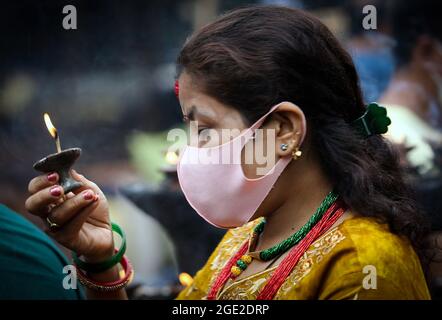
[72,222,126,273]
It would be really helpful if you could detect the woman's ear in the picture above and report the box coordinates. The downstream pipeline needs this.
[270,101,307,158]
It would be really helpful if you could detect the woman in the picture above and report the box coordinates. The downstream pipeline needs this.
[25,6,430,300]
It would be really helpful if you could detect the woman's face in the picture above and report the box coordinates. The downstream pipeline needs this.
[177,71,278,180]
[177,71,306,180]
[177,71,307,220]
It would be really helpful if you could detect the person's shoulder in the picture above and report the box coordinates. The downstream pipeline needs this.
[339,215,417,266]
[0,204,83,299]
[332,216,430,299]
[0,203,33,227]
[0,203,61,252]
[294,216,430,299]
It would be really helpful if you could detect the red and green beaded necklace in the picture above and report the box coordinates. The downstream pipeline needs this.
[207,190,346,300]
[230,191,338,277]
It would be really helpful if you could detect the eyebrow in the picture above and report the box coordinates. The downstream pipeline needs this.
[183,106,195,122]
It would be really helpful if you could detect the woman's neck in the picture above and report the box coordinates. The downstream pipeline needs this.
[255,155,334,251]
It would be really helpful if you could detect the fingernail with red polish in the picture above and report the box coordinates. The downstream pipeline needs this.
[50,186,62,197]
[47,173,58,182]
[83,190,94,201]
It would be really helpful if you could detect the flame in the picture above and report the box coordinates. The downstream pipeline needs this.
[179,272,193,287]
[165,150,179,165]
[44,113,58,138]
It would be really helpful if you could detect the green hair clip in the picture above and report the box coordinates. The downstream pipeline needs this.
[352,102,391,137]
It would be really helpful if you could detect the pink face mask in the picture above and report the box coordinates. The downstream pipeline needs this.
[177,103,302,229]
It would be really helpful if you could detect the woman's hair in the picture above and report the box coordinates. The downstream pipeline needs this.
[177,6,429,258]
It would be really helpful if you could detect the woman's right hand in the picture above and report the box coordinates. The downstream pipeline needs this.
[25,170,115,263]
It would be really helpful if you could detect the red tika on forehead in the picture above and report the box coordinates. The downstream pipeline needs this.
[174,80,179,98]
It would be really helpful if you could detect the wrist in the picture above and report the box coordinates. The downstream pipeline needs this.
[83,242,115,264]
[73,222,126,273]
[77,254,133,292]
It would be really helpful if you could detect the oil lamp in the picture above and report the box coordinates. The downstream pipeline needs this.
[33,113,83,194]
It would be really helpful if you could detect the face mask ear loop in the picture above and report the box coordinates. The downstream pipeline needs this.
[246,104,283,143]
[248,102,306,143]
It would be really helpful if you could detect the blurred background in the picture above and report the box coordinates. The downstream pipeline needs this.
[0,0,441,299]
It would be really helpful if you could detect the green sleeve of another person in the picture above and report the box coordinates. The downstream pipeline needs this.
[0,204,85,299]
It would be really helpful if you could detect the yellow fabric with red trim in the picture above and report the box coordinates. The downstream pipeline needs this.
[176,216,430,300]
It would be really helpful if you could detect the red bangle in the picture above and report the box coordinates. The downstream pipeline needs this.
[76,254,134,292]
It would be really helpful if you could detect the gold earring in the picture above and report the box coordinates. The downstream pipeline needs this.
[292,147,302,160]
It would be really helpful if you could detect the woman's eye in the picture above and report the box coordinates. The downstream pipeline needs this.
[198,128,213,143]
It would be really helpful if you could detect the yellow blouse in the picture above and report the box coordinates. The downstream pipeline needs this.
[176,216,430,300]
